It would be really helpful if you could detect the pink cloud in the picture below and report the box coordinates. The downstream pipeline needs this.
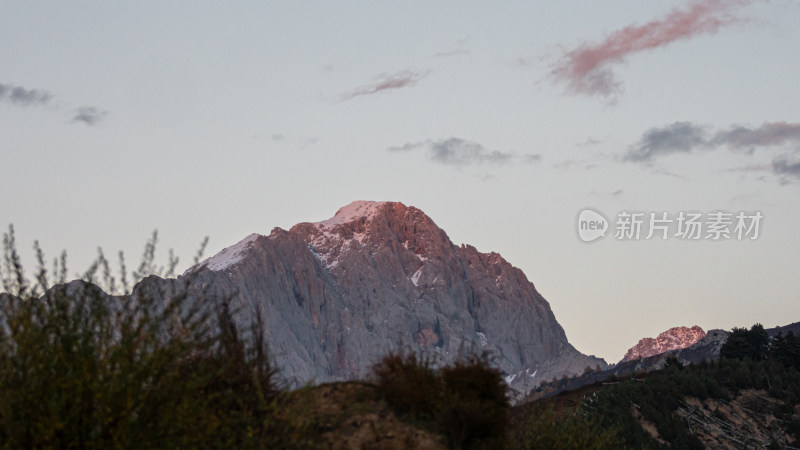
[340,70,430,102]
[551,0,758,98]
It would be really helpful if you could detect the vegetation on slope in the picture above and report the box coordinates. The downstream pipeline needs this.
[0,226,316,448]
[2,225,800,448]
[562,325,800,449]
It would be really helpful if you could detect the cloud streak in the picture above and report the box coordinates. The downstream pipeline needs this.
[772,155,800,177]
[72,107,108,126]
[388,137,540,167]
[711,122,800,151]
[429,138,512,166]
[0,82,52,106]
[435,38,470,57]
[624,122,710,162]
[625,121,800,179]
[551,0,756,99]
[340,70,429,101]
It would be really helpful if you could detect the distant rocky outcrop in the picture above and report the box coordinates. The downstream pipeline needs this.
[622,326,706,362]
[175,201,606,399]
[767,321,800,338]
[525,328,731,403]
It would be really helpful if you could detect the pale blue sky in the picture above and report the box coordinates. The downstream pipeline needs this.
[2,0,799,361]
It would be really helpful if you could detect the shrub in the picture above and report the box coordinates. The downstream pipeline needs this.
[513,407,621,450]
[721,324,770,361]
[0,225,314,449]
[372,350,509,449]
[371,351,441,421]
[439,353,509,449]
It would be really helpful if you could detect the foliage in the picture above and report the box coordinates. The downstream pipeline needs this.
[0,225,314,449]
[372,351,509,449]
[371,352,441,421]
[439,353,510,449]
[577,349,800,448]
[720,324,770,361]
[512,407,621,450]
[769,331,800,371]
[1,225,209,298]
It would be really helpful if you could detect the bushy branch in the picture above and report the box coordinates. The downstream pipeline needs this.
[0,225,312,447]
[0,224,209,296]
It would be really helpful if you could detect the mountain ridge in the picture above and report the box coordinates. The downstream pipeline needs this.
[622,325,706,363]
[181,200,605,398]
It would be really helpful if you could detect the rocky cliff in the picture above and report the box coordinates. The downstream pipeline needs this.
[179,201,605,398]
[622,326,706,362]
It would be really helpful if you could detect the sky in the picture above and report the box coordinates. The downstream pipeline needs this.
[2,0,799,362]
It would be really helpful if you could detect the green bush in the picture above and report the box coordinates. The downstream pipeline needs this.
[371,352,441,421]
[513,407,621,450]
[439,354,509,449]
[372,351,510,449]
[721,324,770,361]
[0,225,314,449]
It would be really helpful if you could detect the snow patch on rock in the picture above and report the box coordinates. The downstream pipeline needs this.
[197,233,260,272]
[476,332,488,347]
[410,267,423,286]
[316,201,388,228]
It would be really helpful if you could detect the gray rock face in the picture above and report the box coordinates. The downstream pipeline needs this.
[182,201,606,397]
[673,329,730,365]
[614,328,730,375]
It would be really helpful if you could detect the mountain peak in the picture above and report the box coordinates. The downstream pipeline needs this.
[315,200,399,227]
[178,200,605,398]
[622,325,706,362]
[194,233,261,272]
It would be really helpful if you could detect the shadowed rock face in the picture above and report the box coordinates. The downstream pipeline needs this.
[183,201,606,397]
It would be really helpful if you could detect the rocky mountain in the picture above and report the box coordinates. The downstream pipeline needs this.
[622,325,706,362]
[177,201,606,398]
[526,328,730,402]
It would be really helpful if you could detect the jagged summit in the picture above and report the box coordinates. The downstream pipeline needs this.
[192,233,261,272]
[178,201,606,399]
[192,201,422,273]
[291,201,449,270]
[622,325,706,362]
[315,200,393,227]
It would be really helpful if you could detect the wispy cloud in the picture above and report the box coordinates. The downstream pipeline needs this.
[772,154,800,177]
[625,121,800,180]
[1,82,110,128]
[624,122,710,162]
[522,154,542,163]
[435,38,470,57]
[387,142,425,152]
[711,122,800,151]
[387,137,539,167]
[429,138,512,166]
[551,0,757,99]
[71,107,107,126]
[553,158,599,171]
[340,70,430,102]
[0,82,52,106]
[577,137,602,147]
